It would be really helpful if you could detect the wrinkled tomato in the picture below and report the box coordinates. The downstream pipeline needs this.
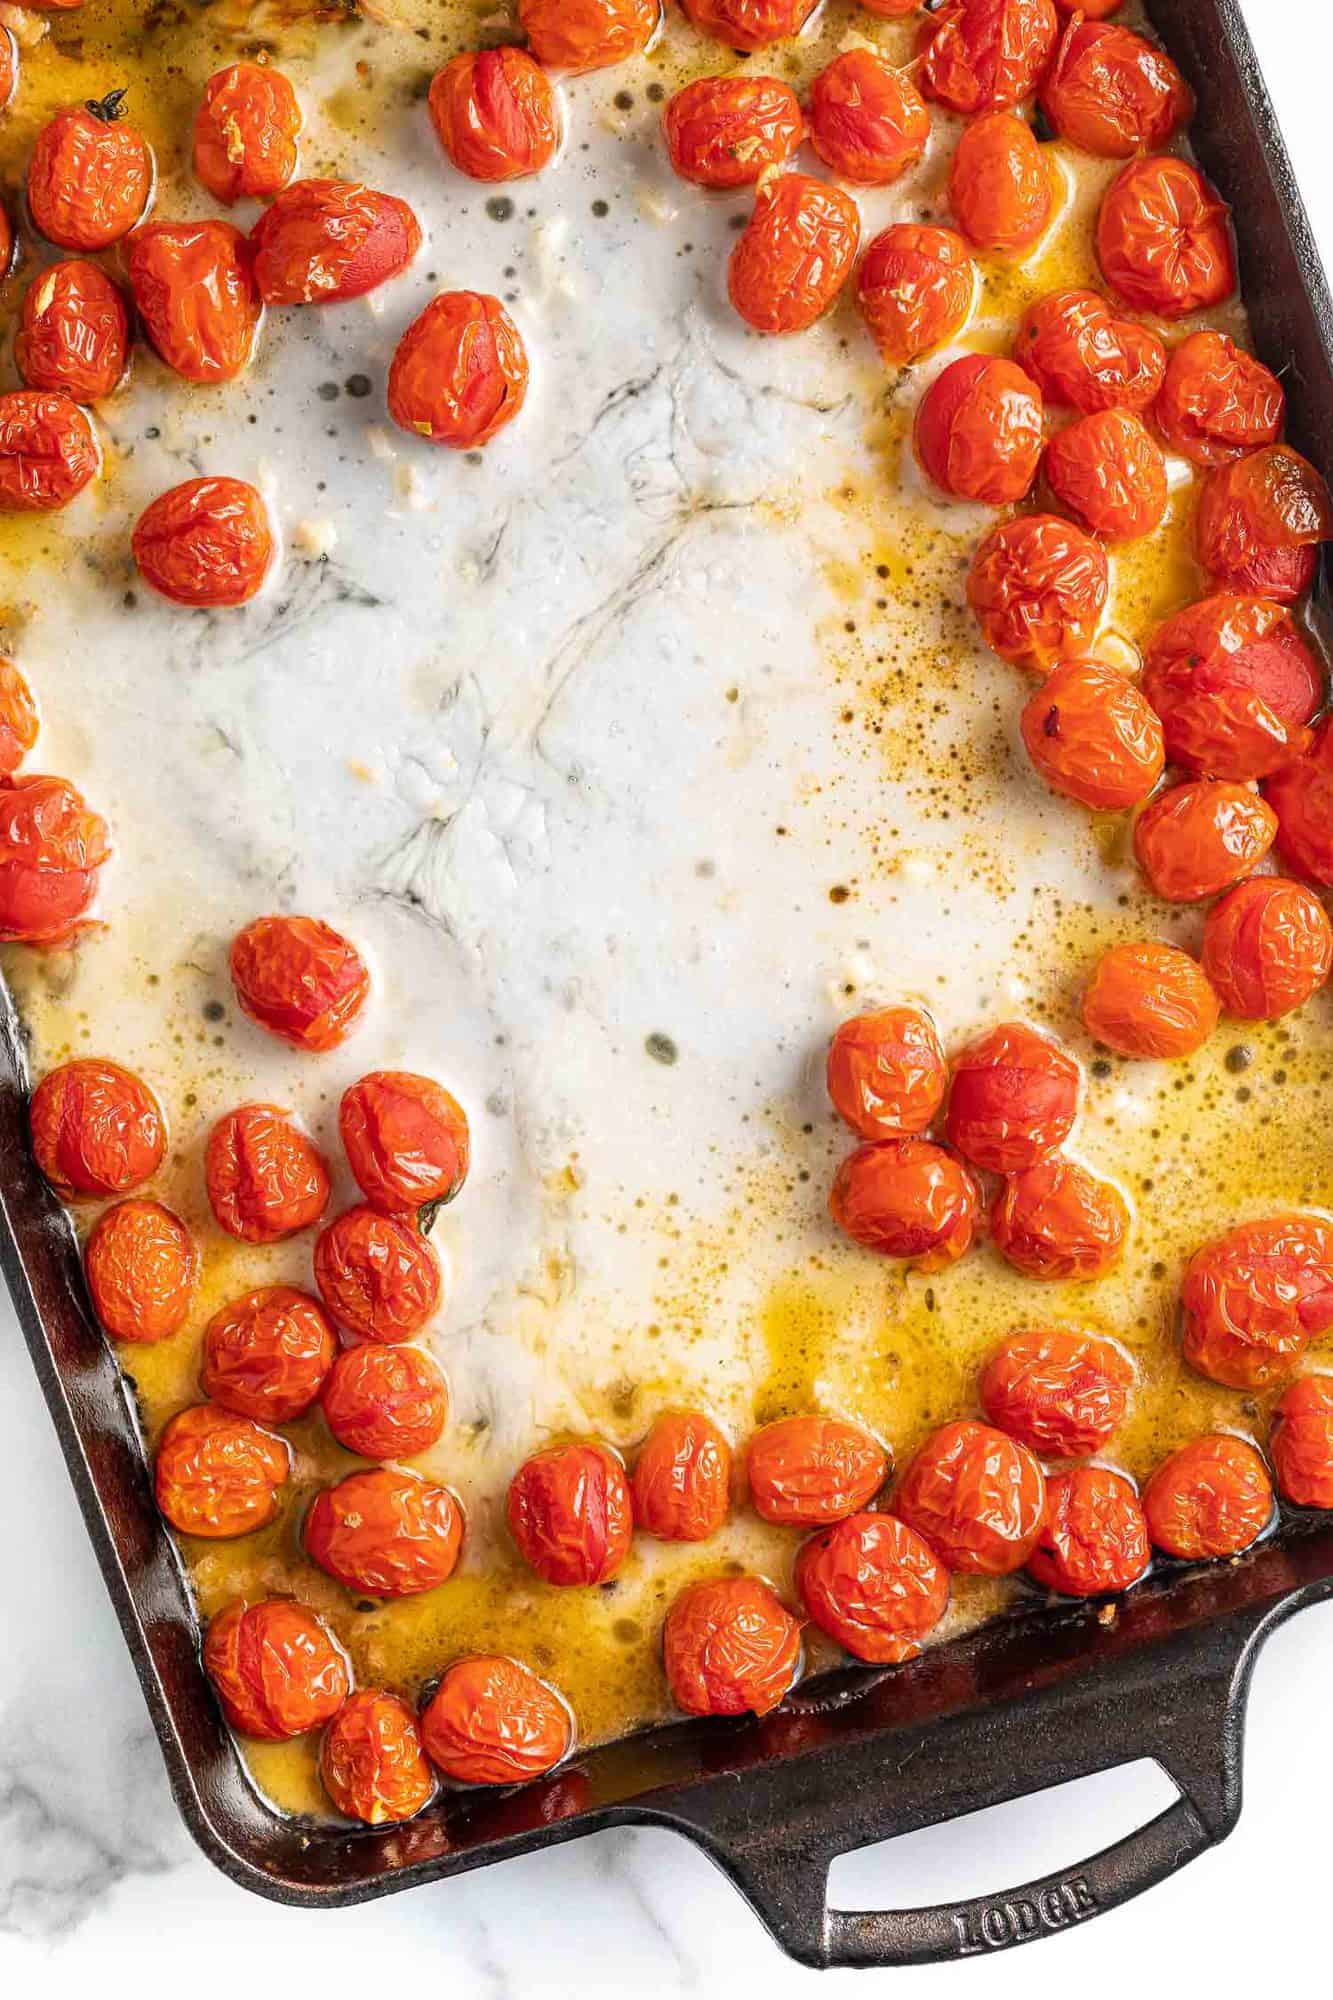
[314,1204,442,1344]
[1013,288,1164,414]
[948,111,1052,256]
[1133,778,1276,903]
[990,1157,1130,1280]
[980,1327,1133,1457]
[507,1440,632,1586]
[1180,1213,1333,1390]
[84,1197,197,1342]
[250,178,421,304]
[1201,876,1332,1021]
[1141,594,1321,782]
[826,1003,946,1139]
[1267,718,1333,885]
[1043,407,1167,541]
[154,1400,290,1539]
[205,1102,330,1243]
[0,661,38,776]
[230,914,370,1051]
[1027,1466,1150,1596]
[663,1575,801,1717]
[204,1597,350,1740]
[0,28,15,115]
[919,0,1058,114]
[1096,154,1235,318]
[194,61,301,204]
[1081,940,1219,1059]
[422,1656,573,1782]
[28,97,152,252]
[746,1415,887,1527]
[1271,1376,1333,1510]
[1142,1433,1272,1557]
[29,1057,164,1200]
[945,1020,1079,1173]
[306,1467,464,1598]
[679,0,811,52]
[0,392,98,513]
[828,1136,980,1270]
[796,1511,948,1664]
[320,1690,434,1824]
[1021,657,1164,810]
[16,260,129,403]
[522,0,660,68]
[201,1286,337,1425]
[127,223,261,385]
[388,292,528,450]
[855,224,974,367]
[320,1342,449,1460]
[1040,19,1190,158]
[429,48,560,183]
[1155,330,1284,468]
[967,513,1108,672]
[340,1069,470,1217]
[663,74,803,189]
[0,772,109,944]
[132,477,273,610]
[729,174,860,335]
[1196,445,1331,602]
[914,353,1044,506]
[895,1419,1046,1575]
[807,49,929,186]
[631,1409,732,1541]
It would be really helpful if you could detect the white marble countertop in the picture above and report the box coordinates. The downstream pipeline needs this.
[3,1,1331,1992]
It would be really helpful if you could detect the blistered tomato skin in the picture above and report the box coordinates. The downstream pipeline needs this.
[0,662,38,777]
[1081,941,1220,1059]
[1021,658,1164,811]
[205,1103,330,1243]
[230,914,370,1052]
[29,1058,165,1200]
[320,1343,449,1460]
[807,49,929,186]
[980,1329,1133,1457]
[340,1070,470,1216]
[919,0,1059,114]
[663,1576,801,1718]
[663,75,803,190]
[1268,720,1333,886]
[1201,877,1333,1021]
[895,1419,1046,1576]
[746,1416,887,1527]
[429,49,559,183]
[679,0,811,52]
[521,0,660,69]
[1012,289,1164,414]
[796,1513,948,1664]
[422,1657,573,1783]
[829,1138,979,1271]
[127,223,261,386]
[133,479,273,611]
[388,292,528,450]
[1142,595,1320,782]
[202,1287,336,1424]
[0,28,15,112]
[0,393,98,513]
[1027,1467,1151,1597]
[945,1021,1079,1174]
[1272,1377,1333,1509]
[855,225,974,366]
[250,179,421,304]
[1133,780,1276,904]
[204,1598,349,1740]
[507,1441,632,1586]
[631,1410,732,1542]
[320,1691,435,1825]
[1196,446,1332,602]
[194,61,301,204]
[826,1004,946,1139]
[990,1158,1130,1281]
[1043,408,1167,542]
[0,772,110,945]
[1156,331,1284,469]
[314,1205,442,1344]
[1040,20,1190,158]
[28,100,153,252]
[1097,155,1234,319]
[914,354,1044,507]
[1142,1434,1273,1558]
[84,1198,197,1342]
[728,175,860,336]
[948,111,1053,257]
[1180,1214,1333,1390]
[967,514,1108,673]
[16,261,129,403]
[154,1401,290,1539]
[306,1467,464,1598]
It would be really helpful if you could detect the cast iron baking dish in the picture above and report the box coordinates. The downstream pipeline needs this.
[5,0,1333,1968]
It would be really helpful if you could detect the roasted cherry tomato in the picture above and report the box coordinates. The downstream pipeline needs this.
[948,111,1052,256]
[1043,407,1167,541]
[29,1057,164,1200]
[663,1575,801,1717]
[1081,940,1219,1059]
[795,1512,948,1663]
[746,1415,887,1526]
[1012,288,1164,414]
[1271,1376,1333,1509]
[507,1441,632,1586]
[0,392,98,513]
[631,1410,732,1541]
[945,1020,1079,1173]
[194,61,301,204]
[807,49,929,186]
[1142,1433,1272,1557]
[84,1197,197,1342]
[1133,778,1276,903]
[314,1205,442,1344]
[15,260,129,403]
[855,224,974,367]
[1027,1466,1150,1596]
[1155,331,1284,469]
[306,1467,463,1598]
[1141,594,1320,782]
[154,1400,290,1539]
[132,477,273,609]
[826,1003,946,1139]
[980,1328,1132,1456]
[202,1286,337,1424]
[1039,19,1190,158]
[967,513,1108,672]
[388,291,528,450]
[1201,876,1332,1021]
[1021,657,1164,810]
[1196,445,1331,602]
[679,0,811,52]
[0,660,38,776]
[521,0,660,68]
[422,1656,573,1782]
[895,1419,1046,1575]
[320,1690,434,1825]
[0,28,15,114]
[27,96,152,252]
[0,772,109,944]
[728,173,860,335]
[663,74,803,190]
[1180,1213,1333,1390]
[1053,0,1120,14]
[1267,719,1333,885]
[250,178,421,305]
[858,0,922,12]
[990,1157,1129,1280]
[204,1598,349,1740]
[340,1070,469,1217]
[919,0,1058,114]
[321,1342,449,1460]
[205,1103,330,1244]
[127,223,261,386]
[229,914,370,1051]
[914,353,1044,506]
[829,1137,979,1270]
[429,48,560,184]
[1096,154,1234,319]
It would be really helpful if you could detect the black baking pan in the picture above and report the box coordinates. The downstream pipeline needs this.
[6,0,1333,1967]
